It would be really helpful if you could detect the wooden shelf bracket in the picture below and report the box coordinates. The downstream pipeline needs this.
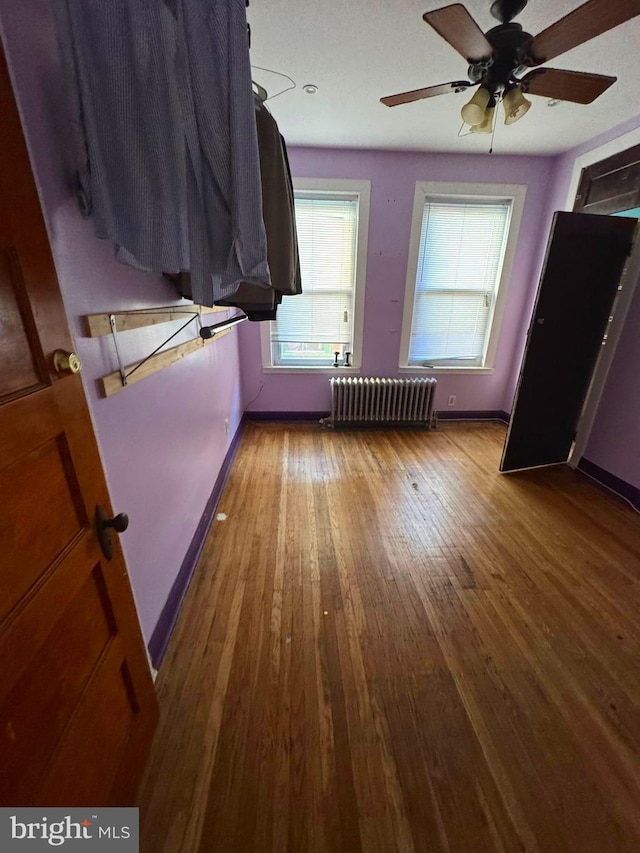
[109,310,200,387]
[90,305,247,398]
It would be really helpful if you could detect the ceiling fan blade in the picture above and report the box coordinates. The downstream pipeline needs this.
[528,0,640,65]
[521,68,617,104]
[423,4,494,62]
[381,81,473,107]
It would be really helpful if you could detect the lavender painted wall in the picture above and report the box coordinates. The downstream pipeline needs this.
[239,146,556,415]
[0,3,243,644]
[547,113,640,490]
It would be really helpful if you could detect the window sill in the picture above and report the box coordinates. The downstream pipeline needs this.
[398,366,494,375]
[262,366,362,375]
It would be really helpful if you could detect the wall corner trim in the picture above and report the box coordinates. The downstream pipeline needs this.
[577,457,640,512]
[148,421,245,669]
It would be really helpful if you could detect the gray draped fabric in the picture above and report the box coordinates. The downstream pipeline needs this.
[58,0,270,305]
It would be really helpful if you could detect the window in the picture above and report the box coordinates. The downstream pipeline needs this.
[262,179,370,369]
[400,182,526,372]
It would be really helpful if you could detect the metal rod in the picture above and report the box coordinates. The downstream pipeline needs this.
[199,314,247,339]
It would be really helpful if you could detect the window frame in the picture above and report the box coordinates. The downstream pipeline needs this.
[260,178,370,373]
[399,181,527,374]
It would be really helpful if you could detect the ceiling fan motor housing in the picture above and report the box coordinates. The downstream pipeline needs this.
[468,23,533,94]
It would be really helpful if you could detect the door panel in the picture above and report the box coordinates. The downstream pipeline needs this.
[1,436,86,616]
[1,564,114,803]
[0,40,157,805]
[0,247,45,396]
[37,643,140,807]
[501,212,636,472]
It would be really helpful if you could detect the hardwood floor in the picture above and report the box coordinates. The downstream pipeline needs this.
[138,421,640,853]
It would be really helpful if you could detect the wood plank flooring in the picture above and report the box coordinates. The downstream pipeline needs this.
[138,422,640,853]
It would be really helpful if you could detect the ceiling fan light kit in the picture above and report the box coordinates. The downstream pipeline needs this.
[380,0,636,141]
[503,86,532,124]
[461,85,491,124]
[470,104,497,133]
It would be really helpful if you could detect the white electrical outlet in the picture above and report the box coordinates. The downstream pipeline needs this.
[447,395,456,407]
[224,417,229,434]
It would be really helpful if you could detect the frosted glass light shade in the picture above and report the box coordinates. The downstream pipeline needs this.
[461,87,490,126]
[503,87,531,125]
[471,105,495,133]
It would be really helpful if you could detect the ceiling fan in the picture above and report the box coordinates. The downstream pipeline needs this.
[381,0,640,133]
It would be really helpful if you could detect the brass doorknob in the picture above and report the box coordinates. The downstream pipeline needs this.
[53,349,82,374]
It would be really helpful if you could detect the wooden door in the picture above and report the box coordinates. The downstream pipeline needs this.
[0,44,158,805]
[501,211,637,473]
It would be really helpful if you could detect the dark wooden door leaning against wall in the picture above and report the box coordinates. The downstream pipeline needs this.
[0,43,158,806]
[501,211,637,473]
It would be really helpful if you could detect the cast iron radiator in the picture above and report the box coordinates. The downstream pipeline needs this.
[324,377,437,428]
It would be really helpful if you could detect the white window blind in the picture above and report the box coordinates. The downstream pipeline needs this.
[270,193,358,364]
[408,199,511,366]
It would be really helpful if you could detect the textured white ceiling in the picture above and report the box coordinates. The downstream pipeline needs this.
[247,0,640,155]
